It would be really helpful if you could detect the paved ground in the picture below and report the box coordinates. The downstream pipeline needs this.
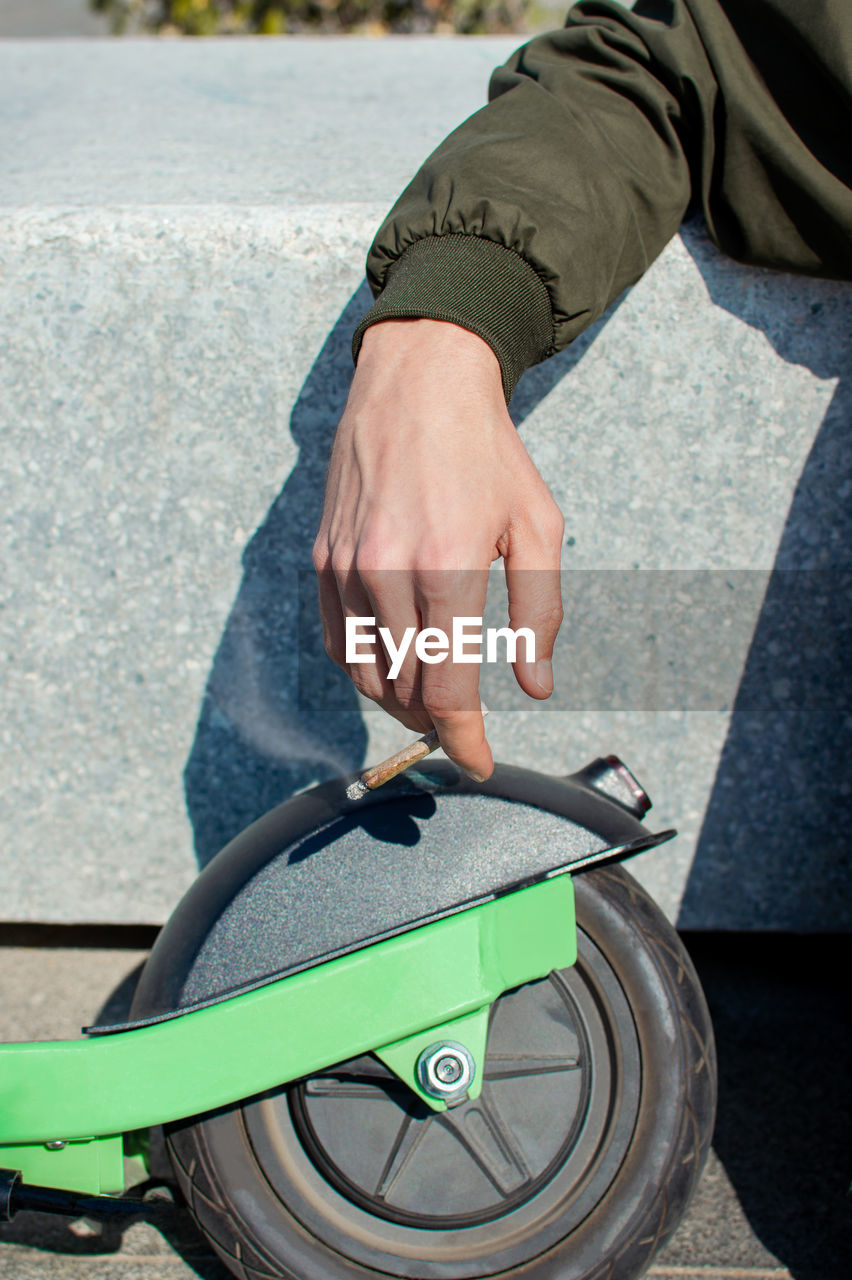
[0,929,848,1279]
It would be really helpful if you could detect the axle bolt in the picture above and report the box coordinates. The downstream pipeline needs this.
[416,1041,475,1102]
[435,1055,463,1084]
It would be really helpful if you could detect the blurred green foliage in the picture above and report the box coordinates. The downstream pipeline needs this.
[90,0,536,35]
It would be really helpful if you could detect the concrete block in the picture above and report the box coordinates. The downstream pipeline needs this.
[1,39,850,927]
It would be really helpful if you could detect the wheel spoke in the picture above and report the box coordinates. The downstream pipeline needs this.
[374,1113,434,1201]
[303,1080,399,1099]
[304,1058,408,1101]
[441,1095,533,1196]
[484,1053,581,1080]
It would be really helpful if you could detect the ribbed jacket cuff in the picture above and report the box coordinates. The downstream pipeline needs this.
[351,234,554,403]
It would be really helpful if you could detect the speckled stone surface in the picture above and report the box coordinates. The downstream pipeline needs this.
[1,39,850,925]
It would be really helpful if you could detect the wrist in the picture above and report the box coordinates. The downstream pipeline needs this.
[358,318,500,373]
[355,320,504,410]
[343,317,510,443]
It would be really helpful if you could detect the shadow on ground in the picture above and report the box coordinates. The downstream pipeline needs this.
[683,933,852,1280]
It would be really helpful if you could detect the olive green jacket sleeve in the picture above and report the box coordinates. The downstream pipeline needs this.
[352,0,852,401]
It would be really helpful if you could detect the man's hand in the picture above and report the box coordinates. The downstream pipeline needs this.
[312,318,564,780]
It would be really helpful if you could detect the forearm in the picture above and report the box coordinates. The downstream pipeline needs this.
[354,1,701,398]
[354,0,852,399]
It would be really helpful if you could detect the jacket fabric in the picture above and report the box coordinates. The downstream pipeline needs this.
[352,0,852,401]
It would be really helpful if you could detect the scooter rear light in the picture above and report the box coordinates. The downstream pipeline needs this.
[570,756,652,818]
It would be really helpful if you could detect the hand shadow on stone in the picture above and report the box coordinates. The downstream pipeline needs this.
[676,218,852,1279]
[182,281,624,869]
[182,287,369,868]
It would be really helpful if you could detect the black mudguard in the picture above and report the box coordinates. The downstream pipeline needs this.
[117,759,674,1033]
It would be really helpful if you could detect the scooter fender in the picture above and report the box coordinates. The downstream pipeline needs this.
[128,757,673,1027]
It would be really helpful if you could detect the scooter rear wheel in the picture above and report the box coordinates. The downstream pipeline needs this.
[166,865,716,1280]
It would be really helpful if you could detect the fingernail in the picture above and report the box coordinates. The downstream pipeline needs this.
[535,659,553,695]
[466,770,488,783]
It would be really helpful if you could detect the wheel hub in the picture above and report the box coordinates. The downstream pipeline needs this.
[416,1041,475,1103]
[286,966,615,1229]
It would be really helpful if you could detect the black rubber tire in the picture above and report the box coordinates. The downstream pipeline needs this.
[166,865,716,1280]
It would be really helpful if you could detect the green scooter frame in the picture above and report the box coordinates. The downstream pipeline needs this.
[0,874,576,1197]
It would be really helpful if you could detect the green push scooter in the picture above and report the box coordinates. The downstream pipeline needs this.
[0,754,716,1280]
